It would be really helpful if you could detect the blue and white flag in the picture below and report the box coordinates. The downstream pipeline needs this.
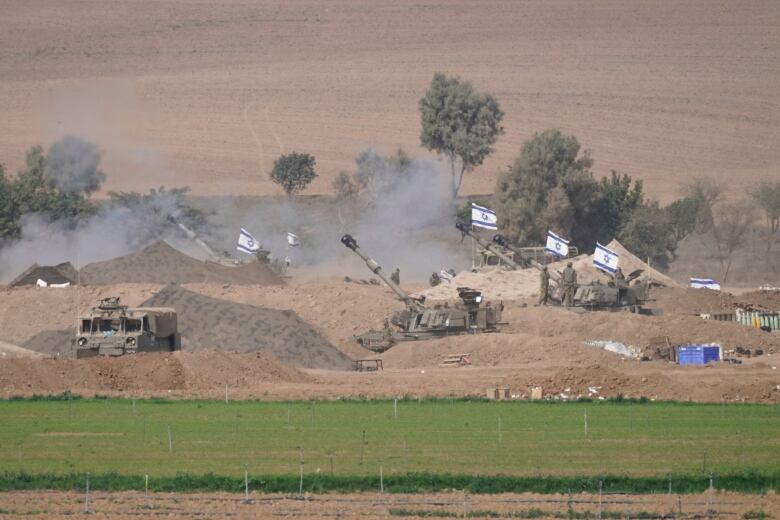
[593,242,619,274]
[237,228,260,255]
[689,278,721,291]
[439,269,454,282]
[471,203,498,230]
[545,231,570,258]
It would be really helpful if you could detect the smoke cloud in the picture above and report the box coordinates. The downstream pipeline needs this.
[45,135,106,195]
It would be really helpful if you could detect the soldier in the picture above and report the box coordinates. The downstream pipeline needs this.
[562,261,577,307]
[614,267,625,281]
[382,318,395,347]
[429,272,441,287]
[538,266,550,305]
[390,267,400,285]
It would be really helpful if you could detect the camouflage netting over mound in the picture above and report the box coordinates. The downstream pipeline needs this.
[142,285,353,370]
[9,262,79,287]
[79,241,283,285]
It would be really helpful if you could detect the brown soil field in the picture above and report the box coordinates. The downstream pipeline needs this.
[0,490,776,519]
[1,1,778,201]
[1,280,779,402]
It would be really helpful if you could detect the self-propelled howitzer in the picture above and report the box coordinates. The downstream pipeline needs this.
[341,234,503,352]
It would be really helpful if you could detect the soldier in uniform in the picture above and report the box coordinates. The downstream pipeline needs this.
[390,268,400,285]
[614,267,625,281]
[382,318,395,347]
[562,261,577,307]
[429,272,441,287]
[538,266,550,305]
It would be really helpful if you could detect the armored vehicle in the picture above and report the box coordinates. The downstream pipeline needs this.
[492,234,655,314]
[76,297,180,358]
[341,234,502,352]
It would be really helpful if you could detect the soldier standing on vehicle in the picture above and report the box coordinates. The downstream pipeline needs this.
[562,261,577,307]
[614,267,625,281]
[390,268,400,285]
[538,266,550,305]
[382,318,395,347]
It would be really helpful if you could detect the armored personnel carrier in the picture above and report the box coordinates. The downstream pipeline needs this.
[341,234,503,352]
[75,297,180,358]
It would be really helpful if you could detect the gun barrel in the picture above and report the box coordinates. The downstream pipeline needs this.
[341,235,411,303]
[456,222,521,270]
[168,215,219,260]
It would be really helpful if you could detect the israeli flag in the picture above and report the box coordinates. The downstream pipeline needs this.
[593,242,619,274]
[237,228,260,255]
[689,278,721,291]
[439,269,454,282]
[287,232,300,247]
[471,203,498,230]
[545,231,570,258]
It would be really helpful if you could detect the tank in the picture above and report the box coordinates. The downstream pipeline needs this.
[492,234,655,314]
[75,297,181,358]
[341,234,503,352]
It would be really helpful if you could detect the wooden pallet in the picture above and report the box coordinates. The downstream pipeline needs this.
[440,353,471,367]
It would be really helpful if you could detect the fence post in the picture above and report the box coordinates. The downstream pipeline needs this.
[298,447,304,497]
[393,398,398,420]
[497,416,502,443]
[167,426,173,453]
[144,473,150,509]
[84,472,91,514]
[243,464,251,503]
[379,460,384,493]
[225,383,229,404]
[584,410,588,437]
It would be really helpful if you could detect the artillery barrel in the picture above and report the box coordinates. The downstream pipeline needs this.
[493,234,561,283]
[341,234,412,304]
[168,215,219,259]
[455,222,521,270]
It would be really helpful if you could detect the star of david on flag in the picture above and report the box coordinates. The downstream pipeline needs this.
[593,242,619,274]
[237,228,260,255]
[471,203,498,230]
[545,231,570,258]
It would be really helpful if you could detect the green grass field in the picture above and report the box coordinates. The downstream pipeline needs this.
[1,397,778,483]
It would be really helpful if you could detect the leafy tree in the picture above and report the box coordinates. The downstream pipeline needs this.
[332,171,358,201]
[353,147,413,200]
[666,196,703,241]
[750,181,780,254]
[682,176,722,231]
[0,164,20,241]
[270,152,317,196]
[107,186,208,231]
[711,200,758,283]
[419,73,504,196]
[12,144,96,225]
[590,171,645,242]
[494,129,596,247]
[617,204,677,270]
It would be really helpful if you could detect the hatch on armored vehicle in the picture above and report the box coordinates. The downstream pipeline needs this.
[341,234,503,352]
[75,297,180,358]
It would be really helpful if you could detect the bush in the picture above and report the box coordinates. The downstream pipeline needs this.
[270,152,317,196]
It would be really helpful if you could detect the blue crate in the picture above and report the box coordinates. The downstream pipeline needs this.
[677,344,721,365]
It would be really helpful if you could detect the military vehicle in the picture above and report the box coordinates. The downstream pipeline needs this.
[341,234,503,352]
[76,297,180,358]
[492,234,655,314]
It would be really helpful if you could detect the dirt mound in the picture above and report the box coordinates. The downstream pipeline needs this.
[142,285,353,369]
[0,351,310,395]
[9,262,79,287]
[419,240,677,302]
[79,241,282,286]
[651,287,780,315]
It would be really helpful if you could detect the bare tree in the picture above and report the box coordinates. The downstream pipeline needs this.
[681,176,723,232]
[711,201,758,283]
[750,181,780,257]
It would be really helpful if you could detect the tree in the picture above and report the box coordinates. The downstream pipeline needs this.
[419,73,504,196]
[617,204,677,270]
[590,171,645,243]
[711,200,758,283]
[682,176,722,231]
[270,152,317,196]
[353,147,413,200]
[750,181,780,255]
[494,129,596,246]
[332,171,358,201]
[0,164,20,241]
[666,196,703,241]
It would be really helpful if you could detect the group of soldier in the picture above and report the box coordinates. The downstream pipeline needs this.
[538,261,579,307]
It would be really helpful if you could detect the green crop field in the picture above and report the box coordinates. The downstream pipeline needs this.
[1,397,778,493]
